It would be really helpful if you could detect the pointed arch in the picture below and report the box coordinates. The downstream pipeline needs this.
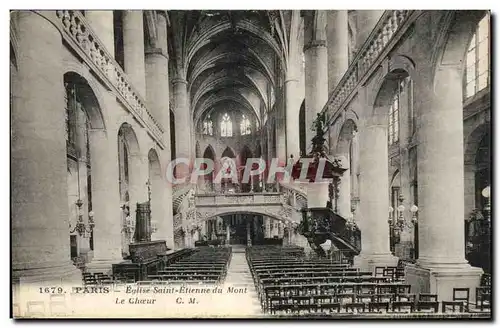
[221,146,236,159]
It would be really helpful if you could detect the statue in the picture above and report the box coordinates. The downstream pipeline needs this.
[310,113,328,156]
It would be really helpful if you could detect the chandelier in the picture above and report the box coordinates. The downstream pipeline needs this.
[69,199,95,236]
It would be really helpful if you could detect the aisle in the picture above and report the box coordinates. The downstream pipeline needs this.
[220,248,263,317]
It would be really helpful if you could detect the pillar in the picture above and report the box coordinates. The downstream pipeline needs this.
[122,10,146,97]
[353,123,398,271]
[405,68,482,302]
[355,10,384,51]
[326,10,349,92]
[304,38,328,147]
[283,79,298,160]
[146,12,170,134]
[145,12,174,249]
[87,130,123,274]
[336,155,351,218]
[85,10,115,55]
[11,12,82,285]
[173,78,191,179]
[226,223,231,246]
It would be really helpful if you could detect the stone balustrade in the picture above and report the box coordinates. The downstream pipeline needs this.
[173,213,182,230]
[195,192,284,207]
[50,10,165,147]
[324,10,414,121]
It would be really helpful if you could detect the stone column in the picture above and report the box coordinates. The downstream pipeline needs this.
[122,10,146,97]
[146,12,170,133]
[353,124,398,271]
[326,10,349,94]
[11,11,82,285]
[173,78,192,179]
[145,12,173,248]
[336,155,351,218]
[284,75,300,159]
[226,224,231,246]
[406,68,482,302]
[87,130,123,274]
[304,40,328,147]
[85,10,115,55]
[355,10,384,51]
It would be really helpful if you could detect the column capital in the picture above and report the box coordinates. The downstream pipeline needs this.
[172,77,188,85]
[145,47,169,59]
[284,77,300,84]
[303,39,327,52]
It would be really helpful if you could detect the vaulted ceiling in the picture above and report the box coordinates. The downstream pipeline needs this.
[167,10,302,129]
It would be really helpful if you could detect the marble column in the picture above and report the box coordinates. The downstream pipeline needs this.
[173,78,191,179]
[85,10,115,55]
[285,76,300,159]
[87,130,123,274]
[353,123,398,271]
[336,155,351,218]
[226,224,231,246]
[145,12,173,249]
[304,39,328,147]
[406,68,482,302]
[11,11,82,285]
[355,10,384,51]
[326,10,349,92]
[122,10,146,97]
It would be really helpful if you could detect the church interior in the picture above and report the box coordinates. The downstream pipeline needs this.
[11,10,491,318]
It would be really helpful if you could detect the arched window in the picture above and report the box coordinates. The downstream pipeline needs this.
[220,113,233,137]
[203,115,213,136]
[465,13,490,99]
[388,87,400,146]
[388,77,411,146]
[240,114,251,135]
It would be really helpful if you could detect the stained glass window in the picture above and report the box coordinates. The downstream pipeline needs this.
[221,113,233,137]
[465,13,490,98]
[203,115,213,135]
[240,115,251,135]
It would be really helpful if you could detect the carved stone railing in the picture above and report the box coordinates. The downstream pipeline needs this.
[173,213,182,231]
[279,182,308,209]
[323,10,415,121]
[195,192,284,207]
[51,10,165,147]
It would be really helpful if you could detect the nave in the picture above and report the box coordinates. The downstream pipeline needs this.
[75,245,490,318]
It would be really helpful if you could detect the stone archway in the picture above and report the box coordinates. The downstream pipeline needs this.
[148,148,165,241]
[63,72,107,264]
[117,122,142,257]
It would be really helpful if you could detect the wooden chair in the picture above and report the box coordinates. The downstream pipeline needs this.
[442,301,464,313]
[416,294,439,313]
[26,301,45,317]
[453,288,470,312]
[374,267,385,277]
[475,286,491,311]
[368,301,390,313]
[49,294,67,316]
[345,302,366,313]
[392,301,414,313]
